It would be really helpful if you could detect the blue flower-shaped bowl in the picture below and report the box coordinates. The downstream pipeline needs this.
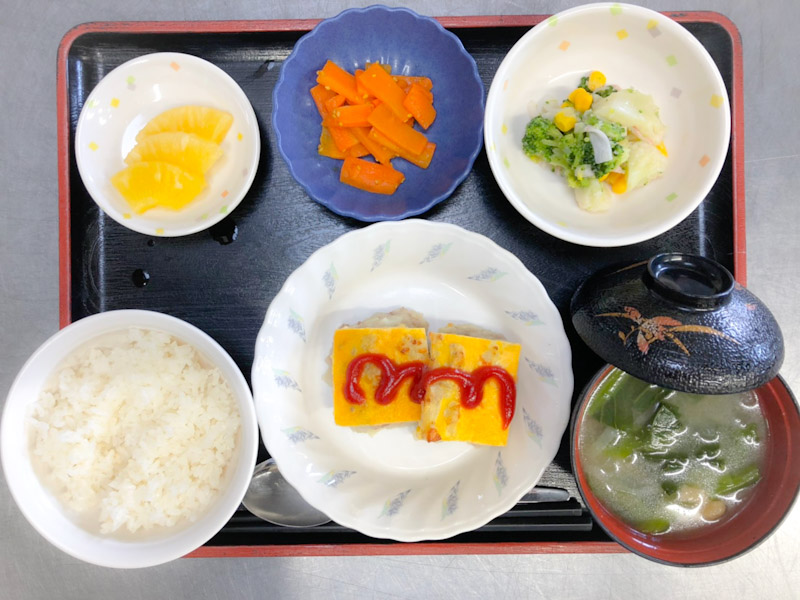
[272,5,484,221]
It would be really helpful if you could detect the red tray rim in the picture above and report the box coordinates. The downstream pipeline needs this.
[55,12,745,558]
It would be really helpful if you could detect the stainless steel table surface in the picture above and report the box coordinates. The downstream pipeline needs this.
[2,1,798,598]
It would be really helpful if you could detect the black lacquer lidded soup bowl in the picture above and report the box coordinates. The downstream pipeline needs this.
[568,253,799,567]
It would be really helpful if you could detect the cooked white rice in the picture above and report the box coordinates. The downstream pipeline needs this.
[28,327,240,535]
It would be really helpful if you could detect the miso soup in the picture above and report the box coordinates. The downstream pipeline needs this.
[578,368,767,535]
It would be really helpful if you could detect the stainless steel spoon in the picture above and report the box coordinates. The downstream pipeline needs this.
[518,486,571,504]
[242,459,331,527]
[243,458,569,527]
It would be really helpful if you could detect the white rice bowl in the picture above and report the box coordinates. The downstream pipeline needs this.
[1,310,259,568]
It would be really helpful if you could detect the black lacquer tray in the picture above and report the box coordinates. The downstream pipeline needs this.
[57,13,744,556]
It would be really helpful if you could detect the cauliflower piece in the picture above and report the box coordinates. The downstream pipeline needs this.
[574,178,613,212]
[625,140,668,191]
[593,89,666,144]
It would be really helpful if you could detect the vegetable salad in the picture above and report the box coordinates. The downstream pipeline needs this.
[522,71,668,212]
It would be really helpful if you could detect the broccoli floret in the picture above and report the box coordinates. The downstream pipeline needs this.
[594,86,616,98]
[552,130,628,188]
[592,142,628,179]
[578,76,615,98]
[521,114,627,189]
[522,116,562,162]
[583,112,627,142]
[554,133,596,187]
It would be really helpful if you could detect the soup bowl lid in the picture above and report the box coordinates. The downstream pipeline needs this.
[570,253,784,394]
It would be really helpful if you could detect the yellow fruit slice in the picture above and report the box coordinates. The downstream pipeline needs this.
[124,132,223,175]
[135,106,234,144]
[111,161,205,214]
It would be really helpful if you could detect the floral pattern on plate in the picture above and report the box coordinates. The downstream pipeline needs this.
[371,240,391,271]
[380,490,412,518]
[442,481,460,520]
[525,357,557,386]
[493,451,509,495]
[468,267,507,282]
[273,369,301,391]
[523,408,544,447]
[288,309,306,342]
[318,470,356,488]
[419,242,453,264]
[506,310,544,326]
[282,427,319,445]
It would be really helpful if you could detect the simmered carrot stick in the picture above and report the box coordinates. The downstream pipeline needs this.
[393,75,433,92]
[354,70,374,103]
[359,63,411,122]
[407,141,436,169]
[365,62,392,74]
[411,81,433,103]
[324,94,347,114]
[310,84,337,117]
[351,127,396,165]
[346,144,369,158]
[368,128,436,169]
[367,103,427,155]
[313,61,437,192]
[403,83,436,130]
[331,104,374,128]
[311,85,360,152]
[340,156,405,194]
[327,127,360,153]
[319,114,360,152]
[318,127,346,159]
[316,60,361,104]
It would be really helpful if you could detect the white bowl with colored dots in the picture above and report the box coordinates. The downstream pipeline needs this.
[1,310,260,568]
[75,52,260,237]
[484,3,731,247]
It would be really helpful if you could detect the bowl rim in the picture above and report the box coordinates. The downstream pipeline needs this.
[484,1,732,247]
[0,309,259,568]
[570,364,800,567]
[74,51,261,238]
[271,4,485,222]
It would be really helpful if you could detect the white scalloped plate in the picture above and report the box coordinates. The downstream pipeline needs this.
[74,52,260,237]
[252,221,573,542]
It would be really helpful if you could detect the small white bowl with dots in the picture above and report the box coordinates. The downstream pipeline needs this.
[485,3,730,247]
[75,52,260,237]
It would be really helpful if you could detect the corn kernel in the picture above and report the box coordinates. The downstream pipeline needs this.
[568,88,593,112]
[554,111,577,132]
[588,71,606,92]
